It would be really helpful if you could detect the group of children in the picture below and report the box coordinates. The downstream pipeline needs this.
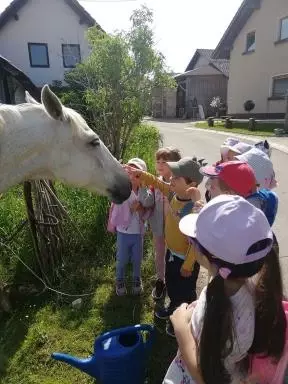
[107,137,287,383]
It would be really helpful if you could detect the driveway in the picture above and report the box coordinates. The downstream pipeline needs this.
[150,119,288,294]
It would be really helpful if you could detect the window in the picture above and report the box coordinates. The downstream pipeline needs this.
[280,17,288,41]
[28,43,49,68]
[62,44,81,68]
[246,31,256,52]
[272,76,288,98]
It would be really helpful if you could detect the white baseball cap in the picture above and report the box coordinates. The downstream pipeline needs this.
[179,195,273,265]
[235,147,276,189]
[127,158,147,171]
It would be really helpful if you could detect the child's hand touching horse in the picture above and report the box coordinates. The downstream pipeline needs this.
[124,165,143,178]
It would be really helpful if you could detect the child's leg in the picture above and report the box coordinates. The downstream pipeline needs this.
[131,234,143,280]
[154,250,177,319]
[165,251,180,311]
[116,232,130,280]
[153,235,166,281]
[131,234,143,295]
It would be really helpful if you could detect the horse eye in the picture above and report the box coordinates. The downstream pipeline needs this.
[89,138,100,147]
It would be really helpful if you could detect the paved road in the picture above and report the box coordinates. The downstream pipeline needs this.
[152,119,288,294]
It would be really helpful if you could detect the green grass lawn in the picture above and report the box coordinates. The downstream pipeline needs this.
[194,121,280,137]
[0,124,178,384]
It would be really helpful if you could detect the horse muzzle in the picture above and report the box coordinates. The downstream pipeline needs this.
[107,177,132,204]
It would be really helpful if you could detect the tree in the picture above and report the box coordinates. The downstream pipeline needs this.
[210,96,226,117]
[63,5,175,159]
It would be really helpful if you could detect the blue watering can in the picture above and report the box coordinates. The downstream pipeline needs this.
[51,324,154,384]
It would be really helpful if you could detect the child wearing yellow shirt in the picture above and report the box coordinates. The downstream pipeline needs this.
[127,157,205,337]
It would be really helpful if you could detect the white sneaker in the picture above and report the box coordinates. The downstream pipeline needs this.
[116,280,127,296]
[132,278,143,295]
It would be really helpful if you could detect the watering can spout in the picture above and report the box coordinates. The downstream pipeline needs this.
[51,353,97,377]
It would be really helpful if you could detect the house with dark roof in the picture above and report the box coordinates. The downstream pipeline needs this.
[175,49,229,118]
[0,0,102,87]
[213,0,288,118]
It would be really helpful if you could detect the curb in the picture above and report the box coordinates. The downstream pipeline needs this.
[184,126,288,155]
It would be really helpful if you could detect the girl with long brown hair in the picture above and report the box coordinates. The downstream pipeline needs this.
[163,195,286,384]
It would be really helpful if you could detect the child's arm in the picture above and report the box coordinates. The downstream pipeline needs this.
[138,187,155,208]
[107,203,116,233]
[181,243,197,277]
[185,187,201,202]
[126,166,170,196]
[171,304,205,384]
[140,172,170,196]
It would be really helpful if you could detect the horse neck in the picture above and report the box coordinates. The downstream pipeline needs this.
[0,109,54,193]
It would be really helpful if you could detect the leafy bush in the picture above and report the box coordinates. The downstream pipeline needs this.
[244,100,255,112]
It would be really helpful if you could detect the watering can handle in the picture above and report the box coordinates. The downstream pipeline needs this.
[95,324,154,350]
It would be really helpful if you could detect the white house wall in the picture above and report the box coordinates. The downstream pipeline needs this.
[227,0,288,116]
[0,0,91,86]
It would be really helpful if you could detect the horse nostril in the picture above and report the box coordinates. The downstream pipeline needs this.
[107,180,132,204]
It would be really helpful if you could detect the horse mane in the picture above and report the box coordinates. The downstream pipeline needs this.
[0,103,41,129]
[0,103,90,139]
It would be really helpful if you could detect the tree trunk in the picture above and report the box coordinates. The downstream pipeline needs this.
[23,180,66,284]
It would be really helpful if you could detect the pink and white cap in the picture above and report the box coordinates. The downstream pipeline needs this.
[127,158,147,171]
[221,140,252,158]
[179,195,273,265]
[220,137,240,156]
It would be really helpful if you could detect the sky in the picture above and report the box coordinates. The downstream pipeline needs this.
[0,0,243,72]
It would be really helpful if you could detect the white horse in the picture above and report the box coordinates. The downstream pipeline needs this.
[0,85,131,203]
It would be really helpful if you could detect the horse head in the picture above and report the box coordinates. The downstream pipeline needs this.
[8,85,131,203]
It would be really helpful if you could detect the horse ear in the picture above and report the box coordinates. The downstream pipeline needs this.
[41,85,64,121]
[25,91,40,105]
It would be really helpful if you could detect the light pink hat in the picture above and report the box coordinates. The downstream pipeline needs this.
[179,195,273,265]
